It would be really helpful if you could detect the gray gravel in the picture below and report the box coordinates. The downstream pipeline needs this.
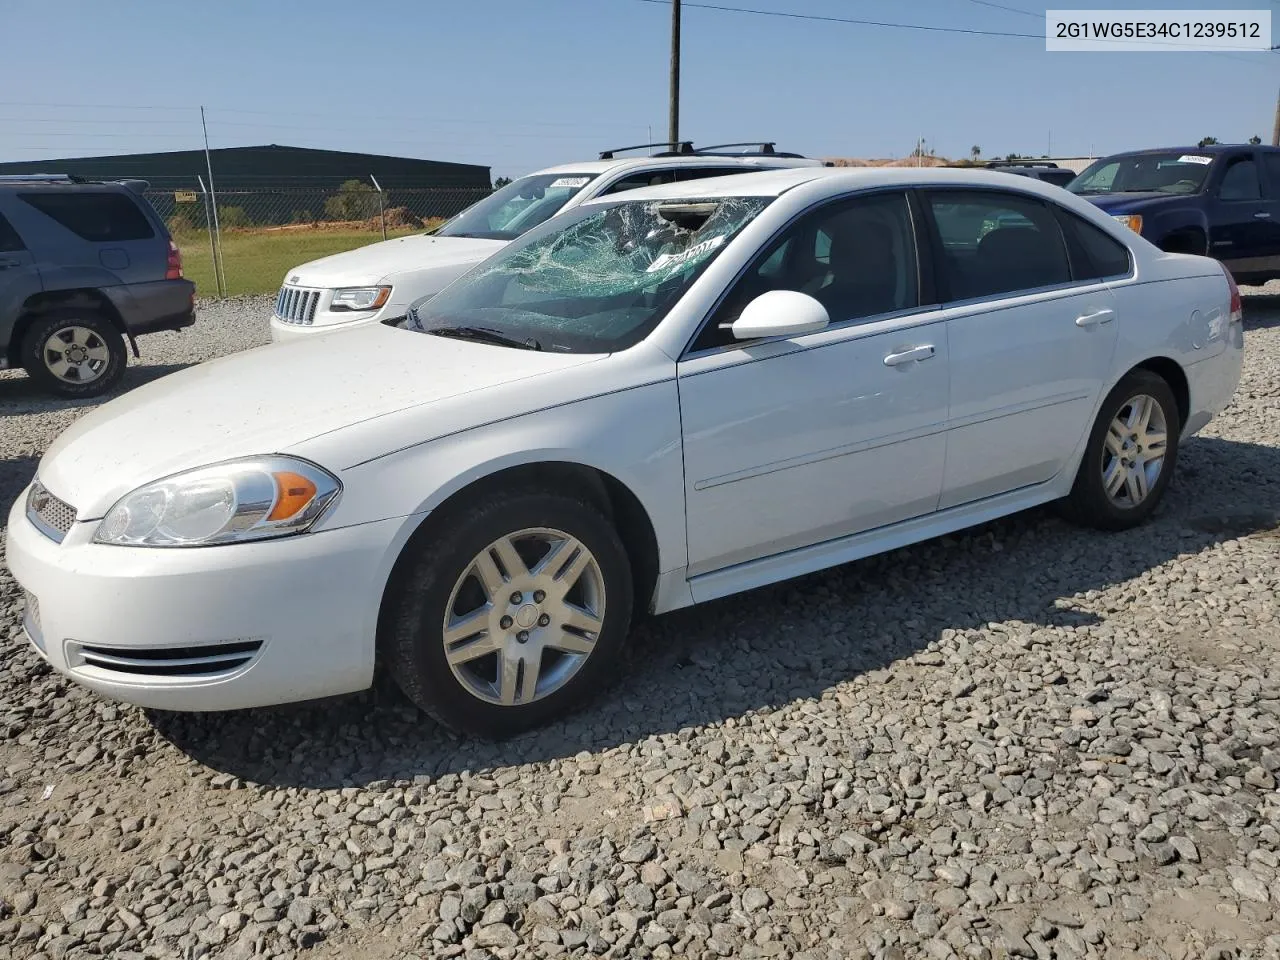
[1,287,1279,960]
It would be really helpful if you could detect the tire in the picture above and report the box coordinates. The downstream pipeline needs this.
[21,309,127,399]
[1059,369,1181,531]
[383,487,634,738]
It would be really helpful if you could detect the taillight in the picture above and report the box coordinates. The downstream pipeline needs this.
[166,239,183,280]
[1222,262,1242,325]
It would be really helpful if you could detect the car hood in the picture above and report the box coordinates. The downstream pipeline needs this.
[37,326,600,518]
[285,234,508,287]
[1081,192,1183,213]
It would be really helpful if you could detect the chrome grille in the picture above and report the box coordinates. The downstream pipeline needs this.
[274,286,322,325]
[69,640,263,678]
[26,481,76,543]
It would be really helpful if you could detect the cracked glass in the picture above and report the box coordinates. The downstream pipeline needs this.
[408,196,772,353]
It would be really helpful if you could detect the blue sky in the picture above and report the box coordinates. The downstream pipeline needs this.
[0,0,1276,178]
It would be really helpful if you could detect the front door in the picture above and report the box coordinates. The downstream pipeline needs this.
[918,189,1121,508]
[677,191,949,577]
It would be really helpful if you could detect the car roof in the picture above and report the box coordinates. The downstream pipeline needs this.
[1099,144,1278,157]
[577,165,1084,205]
[526,154,825,178]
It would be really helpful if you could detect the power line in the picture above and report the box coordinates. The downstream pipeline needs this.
[632,0,1278,62]
[964,0,1042,20]
[630,0,1042,38]
[0,101,640,130]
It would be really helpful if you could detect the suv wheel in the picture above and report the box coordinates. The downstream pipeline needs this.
[21,309,127,398]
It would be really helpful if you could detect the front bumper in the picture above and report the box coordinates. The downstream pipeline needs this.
[6,493,406,711]
[269,311,399,343]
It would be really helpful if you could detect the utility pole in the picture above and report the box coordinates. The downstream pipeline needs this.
[669,0,681,146]
[200,106,226,298]
[1272,86,1280,147]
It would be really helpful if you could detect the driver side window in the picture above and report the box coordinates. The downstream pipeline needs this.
[689,191,919,352]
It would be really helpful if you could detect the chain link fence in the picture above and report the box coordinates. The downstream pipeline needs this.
[143,181,492,298]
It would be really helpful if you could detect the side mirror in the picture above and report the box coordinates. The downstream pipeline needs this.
[731,290,830,341]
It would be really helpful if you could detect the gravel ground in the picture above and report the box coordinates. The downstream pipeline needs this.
[1,289,1279,960]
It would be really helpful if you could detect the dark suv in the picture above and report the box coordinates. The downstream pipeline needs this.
[0,174,195,398]
[1067,145,1280,285]
[985,160,1078,188]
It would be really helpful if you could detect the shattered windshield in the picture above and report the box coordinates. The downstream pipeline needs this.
[435,173,599,241]
[408,196,772,353]
[1067,153,1214,196]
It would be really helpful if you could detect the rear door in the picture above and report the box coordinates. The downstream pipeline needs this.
[1208,151,1280,276]
[1257,151,1280,274]
[920,188,1120,508]
[0,206,42,352]
[16,187,165,284]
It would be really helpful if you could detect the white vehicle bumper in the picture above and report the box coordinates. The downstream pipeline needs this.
[6,493,404,711]
[269,311,398,344]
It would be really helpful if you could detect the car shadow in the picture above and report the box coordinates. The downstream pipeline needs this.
[1241,292,1280,331]
[148,433,1280,788]
[0,362,196,414]
[0,454,41,512]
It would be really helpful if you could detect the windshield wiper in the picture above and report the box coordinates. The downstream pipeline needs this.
[426,325,543,351]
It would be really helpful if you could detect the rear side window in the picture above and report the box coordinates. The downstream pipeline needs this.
[924,190,1070,300]
[1218,157,1262,201]
[1057,210,1132,280]
[600,171,677,196]
[0,211,25,252]
[1261,153,1280,197]
[19,191,155,242]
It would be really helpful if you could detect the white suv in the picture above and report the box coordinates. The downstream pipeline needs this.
[269,143,825,341]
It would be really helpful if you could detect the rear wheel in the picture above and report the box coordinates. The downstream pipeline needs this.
[1059,369,1180,531]
[383,488,634,738]
[21,309,126,398]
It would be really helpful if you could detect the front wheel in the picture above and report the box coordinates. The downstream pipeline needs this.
[1059,369,1181,531]
[382,489,634,738]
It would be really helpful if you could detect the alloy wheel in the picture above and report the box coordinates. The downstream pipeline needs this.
[1102,393,1168,508]
[43,325,112,384]
[441,527,606,706]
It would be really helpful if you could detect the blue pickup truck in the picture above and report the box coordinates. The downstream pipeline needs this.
[1066,144,1280,285]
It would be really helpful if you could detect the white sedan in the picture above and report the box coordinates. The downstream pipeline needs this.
[7,167,1244,737]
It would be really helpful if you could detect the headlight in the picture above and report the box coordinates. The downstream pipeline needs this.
[331,286,392,312]
[95,456,340,547]
[1112,214,1143,235]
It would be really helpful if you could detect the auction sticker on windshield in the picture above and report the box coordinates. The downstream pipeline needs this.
[550,177,591,189]
[1177,155,1214,165]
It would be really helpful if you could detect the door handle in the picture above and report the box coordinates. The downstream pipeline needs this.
[1075,308,1115,328]
[1254,212,1272,219]
[883,344,936,366]
[0,257,19,269]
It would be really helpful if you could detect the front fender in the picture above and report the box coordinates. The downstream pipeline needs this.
[1140,205,1210,246]
[307,379,689,579]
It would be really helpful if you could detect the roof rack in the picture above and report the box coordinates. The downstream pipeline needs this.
[599,141,695,160]
[0,173,85,183]
[693,141,807,158]
[986,160,1059,169]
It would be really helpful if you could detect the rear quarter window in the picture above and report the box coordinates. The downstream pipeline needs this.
[1057,210,1132,281]
[0,211,25,252]
[19,191,155,242]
